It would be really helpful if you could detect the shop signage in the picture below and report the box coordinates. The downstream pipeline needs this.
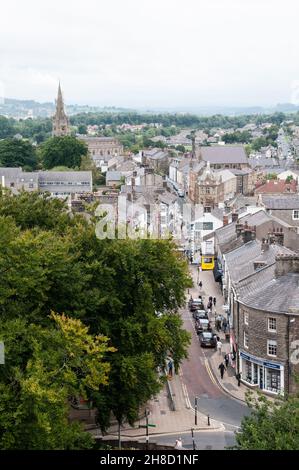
[240,351,282,370]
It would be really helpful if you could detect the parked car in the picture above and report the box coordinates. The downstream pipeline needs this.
[193,310,208,320]
[199,331,217,348]
[196,318,211,334]
[190,299,205,312]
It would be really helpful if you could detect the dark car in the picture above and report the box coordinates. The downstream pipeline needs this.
[199,331,217,348]
[196,318,211,334]
[193,309,209,320]
[190,299,205,312]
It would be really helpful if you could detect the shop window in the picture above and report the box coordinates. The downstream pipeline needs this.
[267,340,277,357]
[266,369,281,393]
[245,360,252,383]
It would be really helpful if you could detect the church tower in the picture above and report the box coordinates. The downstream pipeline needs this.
[52,83,70,137]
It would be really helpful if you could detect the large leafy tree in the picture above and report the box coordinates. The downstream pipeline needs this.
[0,138,37,170]
[0,314,115,450]
[40,136,88,169]
[0,193,192,439]
[234,391,299,450]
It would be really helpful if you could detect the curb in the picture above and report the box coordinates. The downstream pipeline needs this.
[207,358,247,404]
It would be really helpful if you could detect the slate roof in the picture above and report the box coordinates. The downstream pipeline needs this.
[239,272,299,314]
[225,240,294,284]
[215,210,270,254]
[262,195,299,210]
[199,146,248,164]
[106,171,122,182]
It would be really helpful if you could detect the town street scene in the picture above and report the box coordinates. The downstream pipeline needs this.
[0,0,299,463]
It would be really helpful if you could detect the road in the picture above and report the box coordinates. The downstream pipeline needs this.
[180,300,250,429]
[155,430,236,450]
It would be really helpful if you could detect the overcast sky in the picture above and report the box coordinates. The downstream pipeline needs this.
[1,0,299,108]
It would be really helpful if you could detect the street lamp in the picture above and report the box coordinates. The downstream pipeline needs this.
[194,396,199,426]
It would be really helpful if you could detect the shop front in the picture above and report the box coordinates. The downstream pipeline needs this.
[239,351,284,396]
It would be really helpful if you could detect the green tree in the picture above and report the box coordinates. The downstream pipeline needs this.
[0,193,192,436]
[78,124,88,135]
[234,391,299,450]
[0,117,15,139]
[0,314,115,450]
[40,136,88,169]
[0,138,37,170]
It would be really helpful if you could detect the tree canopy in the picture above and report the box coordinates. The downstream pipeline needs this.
[0,138,38,170]
[0,191,192,447]
[40,136,88,169]
[234,391,299,450]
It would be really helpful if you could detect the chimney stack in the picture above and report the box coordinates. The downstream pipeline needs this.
[223,215,229,226]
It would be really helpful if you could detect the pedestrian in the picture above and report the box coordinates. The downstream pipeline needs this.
[236,372,241,387]
[222,318,228,333]
[199,281,202,289]
[213,297,216,307]
[209,296,213,303]
[224,353,229,368]
[168,360,173,377]
[217,339,222,356]
[175,438,183,449]
[218,362,226,380]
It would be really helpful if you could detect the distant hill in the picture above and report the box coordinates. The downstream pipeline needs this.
[1,97,299,119]
[0,98,136,119]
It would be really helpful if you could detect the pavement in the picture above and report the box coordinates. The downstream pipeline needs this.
[93,371,224,444]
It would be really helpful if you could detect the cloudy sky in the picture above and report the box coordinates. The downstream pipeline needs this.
[0,0,298,108]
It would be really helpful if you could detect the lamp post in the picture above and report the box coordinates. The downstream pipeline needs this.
[194,397,198,426]
[191,428,196,450]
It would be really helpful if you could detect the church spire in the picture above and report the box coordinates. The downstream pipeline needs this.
[52,82,70,137]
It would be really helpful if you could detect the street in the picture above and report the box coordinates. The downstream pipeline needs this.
[180,267,250,435]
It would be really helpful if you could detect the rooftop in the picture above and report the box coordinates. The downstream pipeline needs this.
[262,194,299,210]
[199,146,248,165]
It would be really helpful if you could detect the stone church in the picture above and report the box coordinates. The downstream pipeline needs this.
[52,83,70,137]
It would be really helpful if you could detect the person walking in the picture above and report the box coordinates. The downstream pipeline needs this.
[218,362,226,380]
[168,360,173,378]
[236,372,242,387]
[217,339,223,356]
[213,297,216,307]
[198,281,202,289]
[224,353,229,368]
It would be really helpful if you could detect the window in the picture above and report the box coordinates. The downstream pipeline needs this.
[293,210,299,220]
[268,317,277,332]
[203,222,213,231]
[244,312,249,325]
[204,206,211,213]
[266,369,281,393]
[244,331,249,349]
[206,187,211,194]
[267,340,277,357]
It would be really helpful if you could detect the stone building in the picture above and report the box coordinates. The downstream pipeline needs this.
[0,167,92,198]
[189,162,237,210]
[197,145,249,170]
[260,195,299,229]
[52,83,70,137]
[79,137,124,168]
[234,254,299,396]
